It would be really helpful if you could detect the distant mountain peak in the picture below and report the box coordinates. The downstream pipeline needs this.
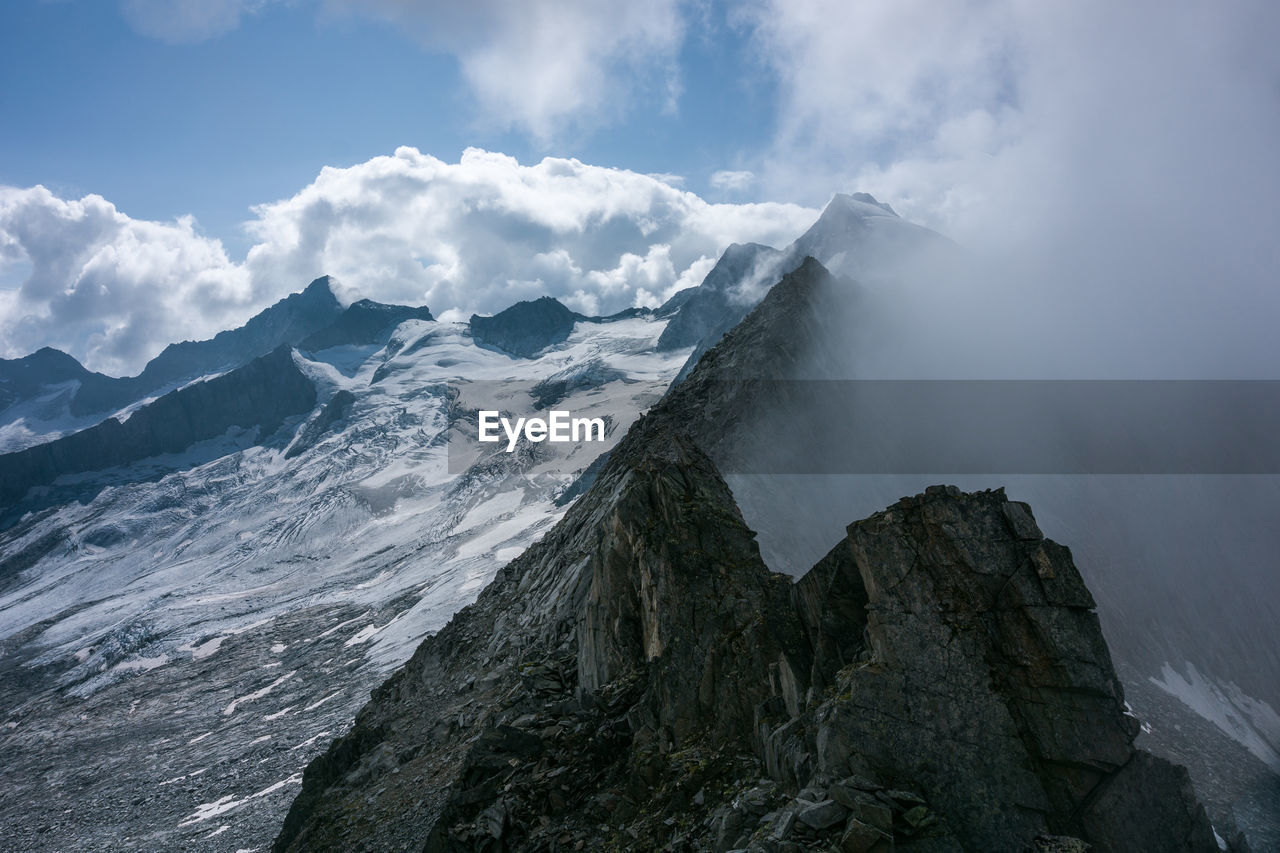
[469,297,582,358]
[828,191,898,217]
[301,275,340,299]
[297,298,433,352]
[18,347,89,372]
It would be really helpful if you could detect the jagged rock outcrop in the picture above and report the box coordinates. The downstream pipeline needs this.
[297,299,433,351]
[274,256,1222,852]
[0,346,316,513]
[656,242,782,353]
[470,297,583,358]
[274,442,1219,852]
[69,276,342,416]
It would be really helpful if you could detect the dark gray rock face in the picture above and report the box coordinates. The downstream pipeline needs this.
[272,255,1221,852]
[285,389,356,459]
[69,276,342,416]
[656,242,782,352]
[296,299,433,351]
[273,449,1219,852]
[469,297,582,358]
[0,346,316,514]
[799,486,1216,852]
[0,347,100,412]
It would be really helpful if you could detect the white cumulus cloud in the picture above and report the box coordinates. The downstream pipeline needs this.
[243,146,813,320]
[323,0,685,139]
[0,149,815,375]
[0,186,252,376]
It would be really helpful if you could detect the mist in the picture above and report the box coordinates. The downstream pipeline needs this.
[705,209,1280,840]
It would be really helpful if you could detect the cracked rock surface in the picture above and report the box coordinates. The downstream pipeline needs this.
[275,260,1225,852]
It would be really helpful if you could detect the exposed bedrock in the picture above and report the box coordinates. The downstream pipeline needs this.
[274,437,1220,852]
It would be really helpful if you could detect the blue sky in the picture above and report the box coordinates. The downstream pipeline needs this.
[1,1,779,254]
[2,1,1278,378]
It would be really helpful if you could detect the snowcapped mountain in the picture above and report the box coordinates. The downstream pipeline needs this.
[655,192,957,386]
[0,277,348,454]
[0,194,1276,850]
[0,289,686,850]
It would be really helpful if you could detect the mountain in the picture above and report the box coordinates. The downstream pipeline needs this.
[655,241,781,351]
[469,296,583,358]
[0,278,440,462]
[0,201,1275,851]
[297,299,434,352]
[0,299,685,852]
[0,277,359,454]
[786,191,951,279]
[644,202,1280,846]
[0,347,97,412]
[655,192,955,385]
[0,348,117,453]
[273,258,1224,853]
[69,275,345,417]
[0,345,316,522]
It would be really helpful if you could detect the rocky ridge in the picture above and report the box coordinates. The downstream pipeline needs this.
[68,276,344,417]
[0,345,316,518]
[274,257,1227,852]
[470,297,583,359]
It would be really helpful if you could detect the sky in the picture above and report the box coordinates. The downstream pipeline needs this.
[1,0,1277,377]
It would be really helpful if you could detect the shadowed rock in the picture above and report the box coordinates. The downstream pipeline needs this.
[297,299,433,352]
[273,256,1221,853]
[0,346,316,514]
[469,297,582,358]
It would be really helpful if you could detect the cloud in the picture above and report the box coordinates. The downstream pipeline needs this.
[743,0,1280,378]
[120,0,266,43]
[709,170,756,193]
[243,145,814,319]
[0,186,251,376]
[323,0,686,140]
[0,150,814,374]
[119,1,686,139]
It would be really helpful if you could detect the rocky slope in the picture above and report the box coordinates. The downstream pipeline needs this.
[470,297,583,358]
[0,277,422,454]
[0,345,316,519]
[0,303,685,852]
[274,257,1228,852]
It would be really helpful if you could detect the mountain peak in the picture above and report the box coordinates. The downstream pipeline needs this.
[22,346,89,371]
[825,191,898,218]
[469,296,581,358]
[301,275,339,300]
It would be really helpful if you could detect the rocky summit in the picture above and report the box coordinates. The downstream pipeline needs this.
[273,445,1221,852]
[273,259,1227,852]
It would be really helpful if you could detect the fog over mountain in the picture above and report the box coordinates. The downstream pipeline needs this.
[2,194,1275,849]
[1,1,1276,850]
